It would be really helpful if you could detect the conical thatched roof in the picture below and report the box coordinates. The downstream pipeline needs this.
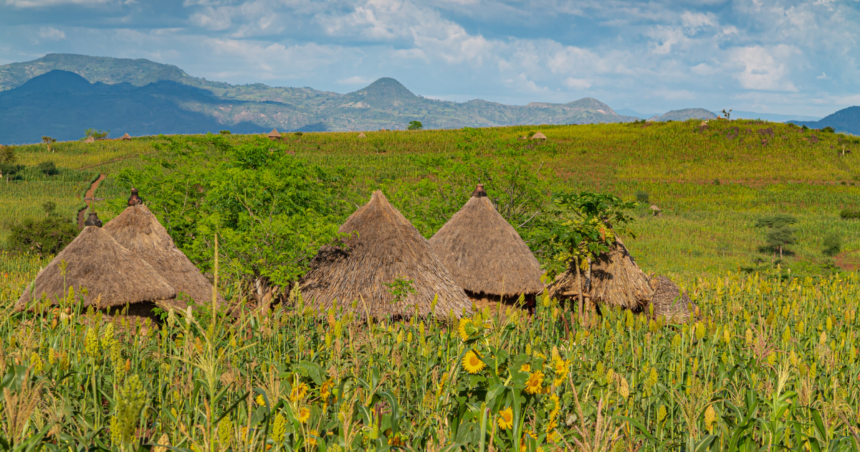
[299,191,470,319]
[647,276,696,323]
[120,133,131,140]
[104,204,224,309]
[429,185,544,296]
[16,226,175,311]
[549,238,651,310]
[531,132,547,140]
[84,136,95,143]
[268,129,281,139]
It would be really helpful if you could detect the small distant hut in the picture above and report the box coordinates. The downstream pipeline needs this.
[650,205,662,216]
[531,132,547,140]
[84,136,95,144]
[647,276,696,323]
[429,184,544,301]
[299,191,471,319]
[358,132,366,138]
[104,200,224,310]
[550,238,652,310]
[15,221,176,314]
[268,129,282,141]
[119,133,132,141]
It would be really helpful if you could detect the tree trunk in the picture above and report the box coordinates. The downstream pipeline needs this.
[575,257,584,326]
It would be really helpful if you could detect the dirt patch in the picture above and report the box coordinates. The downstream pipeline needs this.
[834,251,860,271]
[77,173,106,229]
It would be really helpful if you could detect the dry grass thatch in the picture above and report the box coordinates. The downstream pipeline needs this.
[358,132,366,138]
[119,133,131,140]
[549,239,651,310]
[16,226,176,311]
[647,276,696,323]
[103,204,224,310]
[531,132,547,140]
[429,186,544,296]
[268,129,281,140]
[84,137,95,144]
[299,191,471,319]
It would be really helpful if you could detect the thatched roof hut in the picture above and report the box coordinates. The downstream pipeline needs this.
[647,276,696,323]
[429,184,544,297]
[16,225,175,311]
[104,203,224,309]
[84,137,95,144]
[119,133,131,141]
[531,132,547,140]
[299,191,471,319]
[549,238,651,310]
[268,129,282,140]
[358,132,366,138]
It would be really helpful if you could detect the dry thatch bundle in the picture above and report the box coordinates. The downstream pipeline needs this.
[16,226,175,311]
[358,132,366,138]
[104,204,224,310]
[429,185,544,297]
[268,129,281,140]
[531,132,547,140]
[549,239,651,310]
[84,136,95,144]
[119,133,131,140]
[299,191,471,319]
[647,276,696,323]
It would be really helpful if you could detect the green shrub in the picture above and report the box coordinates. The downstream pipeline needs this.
[840,209,860,219]
[219,130,231,135]
[7,217,77,256]
[635,190,650,204]
[823,233,842,257]
[37,161,59,176]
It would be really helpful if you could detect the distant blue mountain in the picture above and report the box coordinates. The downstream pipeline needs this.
[732,111,821,122]
[788,106,860,135]
[615,108,660,119]
[0,70,266,144]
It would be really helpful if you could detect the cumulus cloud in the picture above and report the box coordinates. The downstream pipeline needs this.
[336,75,375,84]
[5,0,109,6]
[731,45,800,92]
[38,26,65,40]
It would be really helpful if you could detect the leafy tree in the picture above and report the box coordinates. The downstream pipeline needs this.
[823,233,841,257]
[0,145,15,164]
[114,135,349,294]
[7,217,77,256]
[84,129,110,139]
[41,136,57,152]
[408,121,423,130]
[721,109,732,120]
[219,130,231,135]
[42,201,57,217]
[755,214,797,259]
[0,146,22,181]
[37,161,59,176]
[534,192,636,324]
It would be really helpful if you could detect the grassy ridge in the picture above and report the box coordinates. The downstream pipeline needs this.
[3,120,860,281]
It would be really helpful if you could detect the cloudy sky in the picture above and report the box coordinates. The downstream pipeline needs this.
[1,0,858,116]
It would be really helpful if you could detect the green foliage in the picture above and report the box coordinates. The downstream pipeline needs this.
[36,161,59,176]
[7,217,77,256]
[839,209,860,219]
[219,130,231,135]
[41,201,56,216]
[114,135,348,289]
[822,233,841,257]
[756,214,797,257]
[84,128,109,139]
[384,277,416,306]
[407,120,423,130]
[0,146,15,164]
[635,190,650,204]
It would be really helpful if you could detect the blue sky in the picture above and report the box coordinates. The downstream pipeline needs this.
[1,0,858,116]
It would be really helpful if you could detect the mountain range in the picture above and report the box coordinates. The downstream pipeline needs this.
[789,107,860,135]
[0,54,637,143]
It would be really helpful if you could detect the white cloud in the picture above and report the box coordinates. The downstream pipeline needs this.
[563,77,591,89]
[5,0,109,6]
[690,63,712,75]
[190,6,232,30]
[336,75,375,85]
[817,72,827,79]
[731,45,800,92]
[38,26,66,40]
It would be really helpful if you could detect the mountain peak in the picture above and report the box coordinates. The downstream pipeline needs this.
[342,77,419,110]
[353,77,416,98]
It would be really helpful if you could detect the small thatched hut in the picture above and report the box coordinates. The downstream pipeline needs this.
[549,238,652,310]
[268,129,282,141]
[647,276,696,323]
[16,224,175,313]
[104,202,224,309]
[429,184,544,299]
[531,132,547,140]
[299,191,471,319]
[358,132,366,138]
[119,133,131,141]
[84,136,95,144]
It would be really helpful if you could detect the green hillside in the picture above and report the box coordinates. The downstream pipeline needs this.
[4,119,860,282]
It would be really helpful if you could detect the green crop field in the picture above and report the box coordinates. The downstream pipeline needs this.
[2,120,860,450]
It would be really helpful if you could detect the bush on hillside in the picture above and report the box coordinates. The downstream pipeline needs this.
[37,161,60,176]
[840,209,860,219]
[635,190,649,204]
[7,217,77,256]
[823,233,842,257]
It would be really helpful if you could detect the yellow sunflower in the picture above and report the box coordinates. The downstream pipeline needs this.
[290,382,310,402]
[462,350,485,374]
[307,429,318,446]
[320,380,334,401]
[297,407,311,424]
[497,407,514,430]
[524,370,545,394]
[458,318,472,341]
[520,363,531,373]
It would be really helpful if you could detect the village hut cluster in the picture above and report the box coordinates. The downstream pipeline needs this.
[16,190,223,315]
[17,178,694,323]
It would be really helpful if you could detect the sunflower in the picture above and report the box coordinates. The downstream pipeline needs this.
[462,350,485,374]
[290,382,310,402]
[307,429,318,446]
[520,363,531,373]
[524,370,545,394]
[458,318,472,341]
[297,407,311,423]
[320,380,334,402]
[497,407,513,430]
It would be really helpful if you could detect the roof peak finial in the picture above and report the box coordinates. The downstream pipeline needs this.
[84,211,103,227]
[471,184,487,198]
[128,188,143,206]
